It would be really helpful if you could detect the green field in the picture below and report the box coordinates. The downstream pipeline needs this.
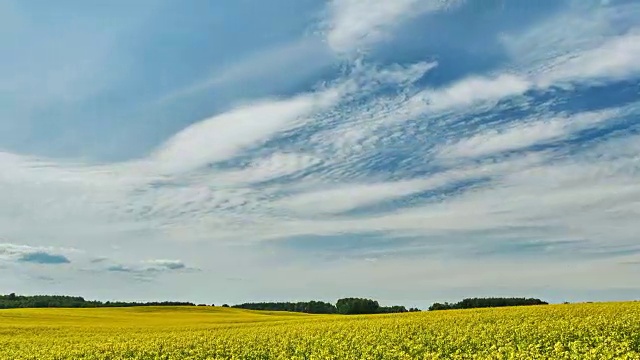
[1,302,639,359]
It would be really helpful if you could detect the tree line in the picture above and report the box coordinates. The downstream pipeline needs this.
[1,294,548,313]
[233,301,338,314]
[0,293,195,309]
[428,297,548,311]
[234,298,420,314]
[1,294,415,314]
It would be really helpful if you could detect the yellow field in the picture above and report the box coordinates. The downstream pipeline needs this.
[0,302,639,359]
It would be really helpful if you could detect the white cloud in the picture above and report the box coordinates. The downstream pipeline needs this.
[218,153,322,185]
[354,61,439,86]
[272,156,545,217]
[0,60,438,240]
[259,138,640,250]
[0,243,75,264]
[381,140,639,246]
[324,61,440,101]
[0,241,192,277]
[144,259,186,270]
[0,62,636,250]
[324,0,462,53]
[149,58,436,177]
[436,109,619,159]
[536,30,640,87]
[151,88,342,175]
[502,1,640,85]
[275,179,436,215]
[106,259,188,275]
[421,74,532,112]
[325,25,637,141]
[313,6,640,164]
[308,73,533,165]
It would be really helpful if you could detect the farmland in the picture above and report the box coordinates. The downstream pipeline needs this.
[0,302,639,359]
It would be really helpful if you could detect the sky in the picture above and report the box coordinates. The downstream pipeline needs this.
[1,0,639,308]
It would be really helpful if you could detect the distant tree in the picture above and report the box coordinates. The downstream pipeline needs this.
[428,298,548,311]
[0,293,420,315]
[378,306,408,314]
[0,294,195,309]
[232,301,337,314]
[428,302,451,311]
[408,308,421,312]
[336,298,379,315]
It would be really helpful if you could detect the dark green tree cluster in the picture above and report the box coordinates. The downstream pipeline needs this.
[233,301,337,314]
[428,297,548,311]
[0,294,99,309]
[0,293,195,309]
[233,298,417,315]
[377,305,407,313]
[336,298,380,314]
[336,299,421,314]
[0,293,421,314]
[378,305,420,313]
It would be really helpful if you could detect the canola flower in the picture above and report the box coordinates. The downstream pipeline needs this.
[0,302,638,359]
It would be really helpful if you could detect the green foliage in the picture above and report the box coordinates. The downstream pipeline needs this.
[234,301,337,314]
[0,294,194,309]
[1,293,417,314]
[234,299,414,315]
[378,305,408,313]
[3,294,549,315]
[336,297,380,314]
[428,297,548,311]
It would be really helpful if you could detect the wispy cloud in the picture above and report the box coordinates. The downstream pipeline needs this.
[275,179,441,215]
[151,85,344,175]
[1,53,638,246]
[436,109,619,160]
[420,74,532,112]
[323,0,463,53]
[106,259,188,275]
[18,252,70,265]
[536,30,640,87]
[502,1,640,85]
[0,243,72,265]
[157,38,334,104]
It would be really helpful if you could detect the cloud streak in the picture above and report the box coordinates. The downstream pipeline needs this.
[106,259,188,275]
[323,0,463,53]
[152,85,344,175]
[436,109,620,160]
[0,243,72,265]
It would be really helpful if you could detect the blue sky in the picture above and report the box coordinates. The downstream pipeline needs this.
[1,0,639,307]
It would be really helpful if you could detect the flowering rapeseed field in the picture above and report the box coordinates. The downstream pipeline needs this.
[0,302,638,359]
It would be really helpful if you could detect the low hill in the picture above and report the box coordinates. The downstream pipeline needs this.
[0,305,318,328]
